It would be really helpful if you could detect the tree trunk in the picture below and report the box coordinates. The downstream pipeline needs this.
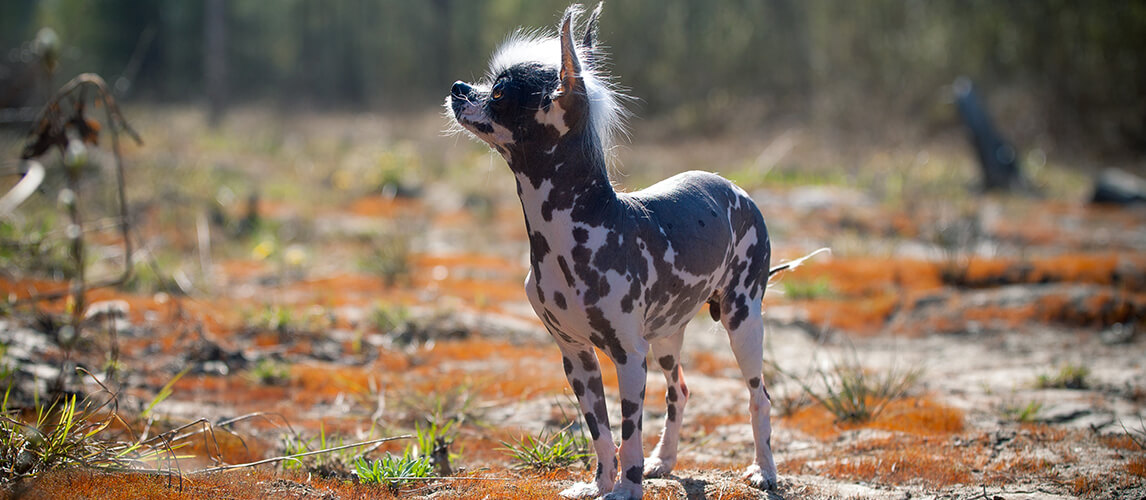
[204,0,227,127]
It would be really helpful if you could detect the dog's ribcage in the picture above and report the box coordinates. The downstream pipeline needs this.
[518,169,771,362]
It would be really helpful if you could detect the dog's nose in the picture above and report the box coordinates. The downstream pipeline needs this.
[451,81,471,99]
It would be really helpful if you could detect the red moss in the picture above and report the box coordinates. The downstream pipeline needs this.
[787,258,943,298]
[983,457,1057,485]
[867,397,965,436]
[945,253,1146,290]
[689,351,735,378]
[347,195,419,217]
[784,397,963,441]
[1100,434,1143,451]
[1129,456,1146,478]
[823,445,974,487]
[803,292,899,335]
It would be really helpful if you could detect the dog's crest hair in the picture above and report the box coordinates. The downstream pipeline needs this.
[487,5,629,155]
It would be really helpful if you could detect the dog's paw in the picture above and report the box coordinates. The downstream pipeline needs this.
[559,482,600,499]
[642,456,675,478]
[602,484,642,500]
[741,464,778,490]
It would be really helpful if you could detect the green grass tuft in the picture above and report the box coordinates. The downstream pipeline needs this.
[249,358,292,386]
[781,277,836,300]
[500,426,592,472]
[354,449,434,491]
[1002,400,1043,423]
[773,354,922,424]
[1035,363,1090,390]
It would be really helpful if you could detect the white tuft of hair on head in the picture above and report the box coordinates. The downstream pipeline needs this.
[486,23,630,161]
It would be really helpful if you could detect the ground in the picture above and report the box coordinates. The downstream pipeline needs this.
[1,107,1144,499]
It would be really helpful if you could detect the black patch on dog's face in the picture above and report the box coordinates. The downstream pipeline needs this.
[489,63,559,130]
[451,63,565,152]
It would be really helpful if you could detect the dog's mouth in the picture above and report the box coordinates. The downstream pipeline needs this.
[447,81,514,148]
[448,89,498,138]
[449,101,492,135]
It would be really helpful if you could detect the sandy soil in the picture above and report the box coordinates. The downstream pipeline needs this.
[2,109,1144,499]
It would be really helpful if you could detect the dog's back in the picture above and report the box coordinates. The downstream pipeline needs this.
[623,170,770,335]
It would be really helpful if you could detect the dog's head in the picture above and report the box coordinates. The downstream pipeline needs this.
[447,3,626,161]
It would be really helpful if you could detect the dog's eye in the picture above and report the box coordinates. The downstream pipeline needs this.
[490,83,505,101]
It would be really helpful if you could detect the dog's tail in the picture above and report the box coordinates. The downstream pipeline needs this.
[768,247,831,277]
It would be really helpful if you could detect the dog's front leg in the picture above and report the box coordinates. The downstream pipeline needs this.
[555,341,618,499]
[607,353,648,500]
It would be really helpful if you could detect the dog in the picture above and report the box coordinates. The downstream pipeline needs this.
[447,4,782,498]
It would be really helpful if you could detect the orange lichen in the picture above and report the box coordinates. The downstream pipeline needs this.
[1129,456,1146,478]
[822,445,974,487]
[784,397,963,441]
[944,253,1146,289]
[689,351,735,378]
[984,457,1057,485]
[867,397,965,436]
[1100,434,1143,451]
[691,413,747,434]
[802,292,899,335]
[783,404,841,440]
[347,195,419,217]
[1067,472,1140,497]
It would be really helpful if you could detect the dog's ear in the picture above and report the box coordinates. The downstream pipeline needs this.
[582,2,603,60]
[554,5,588,124]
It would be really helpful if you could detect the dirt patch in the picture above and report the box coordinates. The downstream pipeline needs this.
[2,108,1145,499]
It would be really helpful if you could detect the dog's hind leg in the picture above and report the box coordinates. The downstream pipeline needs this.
[555,340,618,499]
[721,299,779,490]
[643,329,689,479]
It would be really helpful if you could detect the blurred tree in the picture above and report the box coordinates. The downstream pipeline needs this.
[204,0,227,126]
[2,0,1143,159]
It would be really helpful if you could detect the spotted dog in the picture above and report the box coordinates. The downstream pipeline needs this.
[447,4,782,498]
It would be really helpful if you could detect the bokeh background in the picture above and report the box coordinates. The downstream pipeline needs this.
[4,0,1145,161]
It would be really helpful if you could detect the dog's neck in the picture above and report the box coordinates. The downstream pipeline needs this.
[505,129,617,260]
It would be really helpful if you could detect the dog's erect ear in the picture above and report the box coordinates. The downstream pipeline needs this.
[555,5,588,120]
[582,2,603,57]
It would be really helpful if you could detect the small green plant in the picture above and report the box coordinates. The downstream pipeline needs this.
[413,419,457,463]
[354,449,434,492]
[1,390,89,480]
[371,301,410,334]
[1035,363,1090,390]
[357,230,411,287]
[500,426,592,472]
[278,422,386,477]
[781,277,835,300]
[0,219,76,280]
[0,345,13,384]
[142,367,188,419]
[249,358,292,386]
[772,354,921,424]
[393,384,480,429]
[1002,400,1043,423]
[244,305,297,335]
[0,370,202,481]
